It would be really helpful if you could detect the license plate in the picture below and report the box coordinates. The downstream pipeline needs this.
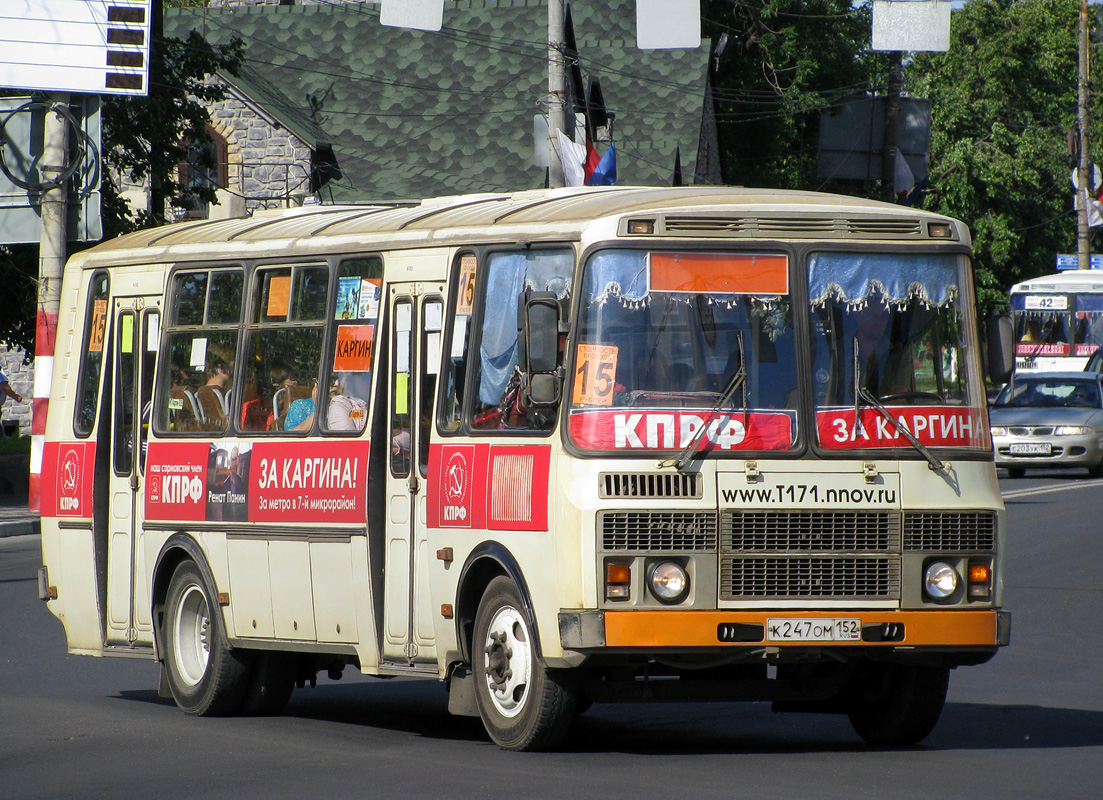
[1009,442,1051,455]
[766,617,861,642]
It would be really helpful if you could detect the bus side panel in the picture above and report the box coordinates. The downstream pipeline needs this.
[40,526,104,655]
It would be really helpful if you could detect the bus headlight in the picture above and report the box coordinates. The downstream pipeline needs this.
[924,561,959,600]
[647,560,689,604]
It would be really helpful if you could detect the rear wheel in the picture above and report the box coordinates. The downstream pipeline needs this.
[162,560,252,716]
[472,576,577,751]
[846,663,949,746]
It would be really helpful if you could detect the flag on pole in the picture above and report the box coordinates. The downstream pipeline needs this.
[583,139,600,184]
[587,142,617,186]
[556,129,587,186]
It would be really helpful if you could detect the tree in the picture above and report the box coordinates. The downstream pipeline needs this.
[702,0,881,191]
[101,5,243,235]
[906,0,1095,305]
[0,5,241,352]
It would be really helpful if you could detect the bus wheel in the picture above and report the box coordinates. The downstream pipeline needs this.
[472,576,577,751]
[163,560,251,716]
[846,663,949,746]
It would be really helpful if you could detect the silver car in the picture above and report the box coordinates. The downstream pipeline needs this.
[990,372,1103,478]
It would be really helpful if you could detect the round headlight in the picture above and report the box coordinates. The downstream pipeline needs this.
[647,561,689,604]
[924,562,959,600]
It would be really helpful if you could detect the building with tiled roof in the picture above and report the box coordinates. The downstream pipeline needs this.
[163,0,718,213]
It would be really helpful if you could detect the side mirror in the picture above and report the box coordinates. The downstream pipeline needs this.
[521,290,562,406]
[987,312,1014,385]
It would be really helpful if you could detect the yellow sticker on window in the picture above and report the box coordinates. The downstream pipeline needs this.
[266,275,291,318]
[120,314,134,354]
[573,344,619,406]
[456,255,477,316]
[89,299,108,353]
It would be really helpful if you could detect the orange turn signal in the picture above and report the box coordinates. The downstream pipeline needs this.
[968,564,990,584]
[606,563,631,584]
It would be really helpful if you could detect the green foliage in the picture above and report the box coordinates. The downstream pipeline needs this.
[101,18,242,235]
[0,245,37,356]
[703,0,879,191]
[906,0,1093,305]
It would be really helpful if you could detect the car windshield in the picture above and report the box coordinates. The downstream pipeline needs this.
[996,378,1101,408]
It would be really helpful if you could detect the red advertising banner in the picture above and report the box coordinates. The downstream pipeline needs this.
[427,443,551,531]
[816,406,989,450]
[40,441,96,518]
[1075,344,1100,356]
[568,409,794,452]
[1014,343,1070,356]
[145,439,368,525]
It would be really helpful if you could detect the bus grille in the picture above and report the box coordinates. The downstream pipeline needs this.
[600,511,717,551]
[720,510,899,552]
[720,557,900,599]
[719,510,899,600]
[661,215,924,238]
[903,511,996,551]
[598,472,702,499]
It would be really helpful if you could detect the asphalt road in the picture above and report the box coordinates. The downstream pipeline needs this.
[2,471,1101,799]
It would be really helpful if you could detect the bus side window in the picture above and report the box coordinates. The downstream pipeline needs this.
[154,268,242,436]
[74,272,110,436]
[241,265,328,434]
[439,253,475,433]
[322,256,381,434]
[468,249,573,432]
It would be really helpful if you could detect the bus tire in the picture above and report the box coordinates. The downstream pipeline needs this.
[472,576,576,751]
[163,560,251,716]
[846,663,949,746]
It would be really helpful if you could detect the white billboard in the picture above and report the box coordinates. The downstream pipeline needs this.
[0,0,151,96]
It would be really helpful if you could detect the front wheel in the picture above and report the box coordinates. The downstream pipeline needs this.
[162,560,252,716]
[472,576,577,751]
[846,663,949,746]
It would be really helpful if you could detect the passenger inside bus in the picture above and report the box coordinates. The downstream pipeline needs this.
[196,358,230,431]
[283,379,318,431]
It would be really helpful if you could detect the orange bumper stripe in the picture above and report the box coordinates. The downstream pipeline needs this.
[604,609,999,647]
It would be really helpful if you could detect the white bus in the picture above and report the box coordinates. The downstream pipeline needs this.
[1010,270,1103,371]
[38,186,1010,751]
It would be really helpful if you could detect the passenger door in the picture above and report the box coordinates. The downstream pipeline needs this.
[105,300,158,646]
[381,283,443,666]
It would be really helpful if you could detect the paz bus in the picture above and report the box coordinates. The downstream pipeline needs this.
[1010,269,1103,371]
[38,186,1011,751]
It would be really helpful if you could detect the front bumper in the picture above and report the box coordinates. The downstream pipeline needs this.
[561,608,1010,650]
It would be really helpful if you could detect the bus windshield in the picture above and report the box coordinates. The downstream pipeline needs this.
[809,252,988,451]
[568,249,798,453]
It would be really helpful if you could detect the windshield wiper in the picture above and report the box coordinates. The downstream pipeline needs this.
[659,334,747,471]
[852,339,947,473]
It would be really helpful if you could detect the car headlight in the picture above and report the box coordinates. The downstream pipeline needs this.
[1054,426,1092,435]
[924,561,959,600]
[647,560,689,604]
[990,426,1008,437]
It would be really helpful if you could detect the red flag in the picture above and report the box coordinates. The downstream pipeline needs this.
[583,139,600,183]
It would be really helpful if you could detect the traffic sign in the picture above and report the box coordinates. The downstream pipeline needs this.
[1056,254,1103,270]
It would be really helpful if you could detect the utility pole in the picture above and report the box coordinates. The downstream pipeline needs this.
[880,51,903,203]
[1078,0,1092,270]
[32,93,71,512]
[547,0,566,188]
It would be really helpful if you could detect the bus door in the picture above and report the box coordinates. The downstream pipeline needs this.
[382,284,444,666]
[104,299,159,646]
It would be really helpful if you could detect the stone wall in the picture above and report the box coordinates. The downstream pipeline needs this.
[0,346,32,437]
[207,92,315,214]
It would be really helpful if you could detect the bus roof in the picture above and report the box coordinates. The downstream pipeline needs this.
[70,186,968,269]
[1011,270,1103,294]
